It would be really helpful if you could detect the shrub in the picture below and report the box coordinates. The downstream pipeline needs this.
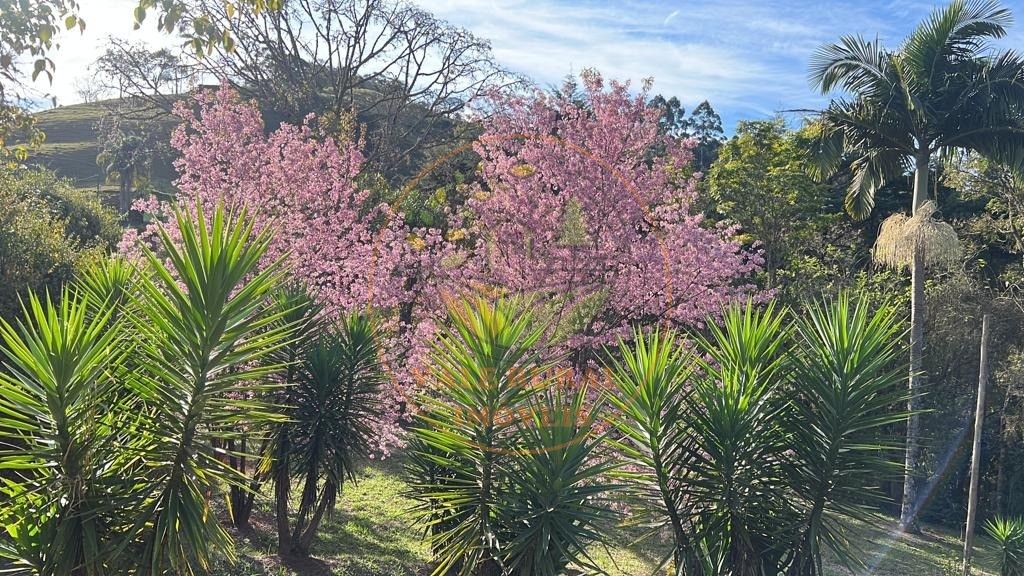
[3,168,121,248]
[0,167,119,322]
[987,516,1024,576]
[605,294,909,575]
[406,296,619,576]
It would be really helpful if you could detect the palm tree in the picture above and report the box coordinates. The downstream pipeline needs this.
[809,0,1024,530]
[97,131,150,213]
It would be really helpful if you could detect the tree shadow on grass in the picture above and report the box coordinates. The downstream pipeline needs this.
[309,509,428,575]
[280,554,333,576]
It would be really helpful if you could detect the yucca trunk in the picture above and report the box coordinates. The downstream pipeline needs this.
[228,437,259,529]
[274,435,292,555]
[900,151,929,531]
[656,460,694,576]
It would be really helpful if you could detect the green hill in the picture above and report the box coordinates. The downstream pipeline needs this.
[25,88,475,207]
[27,99,179,206]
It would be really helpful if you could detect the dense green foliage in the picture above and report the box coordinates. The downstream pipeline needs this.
[987,517,1024,575]
[0,167,119,322]
[407,297,618,576]
[706,120,829,288]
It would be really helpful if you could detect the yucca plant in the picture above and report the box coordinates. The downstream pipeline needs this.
[128,202,293,575]
[408,296,620,576]
[274,312,386,557]
[410,296,546,575]
[258,284,326,551]
[0,289,137,576]
[76,256,145,408]
[604,328,702,575]
[502,384,620,575]
[0,201,295,576]
[688,301,794,574]
[986,516,1024,576]
[222,285,323,533]
[785,294,909,575]
[606,295,910,575]
[76,256,138,318]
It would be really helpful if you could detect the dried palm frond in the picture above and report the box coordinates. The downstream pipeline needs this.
[873,201,961,269]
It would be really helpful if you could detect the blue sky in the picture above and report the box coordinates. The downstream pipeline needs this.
[44,0,1024,133]
[416,0,1024,131]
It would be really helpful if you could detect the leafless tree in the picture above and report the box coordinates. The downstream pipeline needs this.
[73,75,108,103]
[180,0,519,181]
[94,37,201,120]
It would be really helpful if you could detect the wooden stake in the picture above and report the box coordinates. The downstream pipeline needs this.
[962,313,990,576]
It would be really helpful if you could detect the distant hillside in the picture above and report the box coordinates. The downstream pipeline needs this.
[26,88,478,205]
[28,99,179,201]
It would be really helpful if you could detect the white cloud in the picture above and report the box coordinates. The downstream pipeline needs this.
[35,0,1024,130]
[417,0,825,125]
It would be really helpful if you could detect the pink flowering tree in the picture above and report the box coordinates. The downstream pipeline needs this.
[122,86,423,454]
[440,70,762,365]
[120,74,762,445]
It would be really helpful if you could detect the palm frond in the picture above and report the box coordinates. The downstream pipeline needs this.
[873,200,962,268]
[846,147,912,219]
[903,0,1012,92]
[804,120,846,182]
[810,35,893,95]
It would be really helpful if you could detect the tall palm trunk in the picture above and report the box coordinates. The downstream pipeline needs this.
[900,151,929,531]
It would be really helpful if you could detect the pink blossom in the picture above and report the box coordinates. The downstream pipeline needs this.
[432,70,763,361]
[123,85,412,455]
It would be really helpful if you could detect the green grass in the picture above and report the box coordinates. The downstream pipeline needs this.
[33,101,108,143]
[222,459,431,576]
[215,457,1001,576]
[30,142,105,183]
[821,516,997,576]
[26,99,179,188]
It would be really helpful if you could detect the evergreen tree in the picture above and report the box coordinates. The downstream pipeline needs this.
[687,100,725,172]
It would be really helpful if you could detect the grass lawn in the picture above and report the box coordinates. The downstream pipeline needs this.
[214,457,1000,576]
[27,100,180,187]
